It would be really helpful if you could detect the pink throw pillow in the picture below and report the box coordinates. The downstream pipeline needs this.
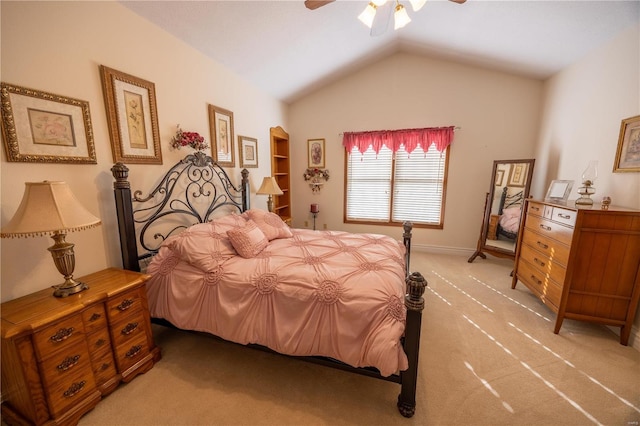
[242,209,292,241]
[227,220,269,258]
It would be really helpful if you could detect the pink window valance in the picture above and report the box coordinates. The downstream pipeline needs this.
[342,126,455,155]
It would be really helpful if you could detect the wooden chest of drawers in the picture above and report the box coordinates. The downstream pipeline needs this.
[1,268,161,425]
[512,199,640,345]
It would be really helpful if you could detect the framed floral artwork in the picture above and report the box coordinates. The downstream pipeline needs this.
[613,115,640,172]
[0,82,97,163]
[238,135,258,168]
[507,163,528,187]
[99,65,162,164]
[208,104,234,167]
[307,138,325,168]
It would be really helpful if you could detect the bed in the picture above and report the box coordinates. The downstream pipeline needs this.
[495,186,524,240]
[111,151,427,417]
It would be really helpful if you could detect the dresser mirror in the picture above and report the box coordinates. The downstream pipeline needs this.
[468,159,535,263]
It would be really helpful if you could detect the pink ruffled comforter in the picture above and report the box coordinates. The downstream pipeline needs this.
[146,228,409,376]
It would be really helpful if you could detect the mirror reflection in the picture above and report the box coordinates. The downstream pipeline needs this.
[468,159,535,263]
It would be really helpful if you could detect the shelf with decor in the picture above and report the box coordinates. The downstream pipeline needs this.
[270,126,291,225]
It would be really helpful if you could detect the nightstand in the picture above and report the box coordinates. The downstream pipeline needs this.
[1,268,161,425]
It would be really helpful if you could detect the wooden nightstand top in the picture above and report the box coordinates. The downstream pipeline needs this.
[1,268,149,340]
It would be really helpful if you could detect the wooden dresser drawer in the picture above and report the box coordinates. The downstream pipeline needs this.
[45,366,97,418]
[520,244,567,285]
[82,304,108,333]
[527,202,545,217]
[521,229,571,267]
[550,206,576,227]
[113,332,150,372]
[107,287,144,321]
[86,327,111,353]
[90,344,118,386]
[525,215,574,246]
[33,315,87,361]
[516,260,562,310]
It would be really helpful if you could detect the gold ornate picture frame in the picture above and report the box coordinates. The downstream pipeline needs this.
[0,82,97,164]
[100,65,162,164]
[208,104,235,167]
[238,135,258,168]
[613,115,640,172]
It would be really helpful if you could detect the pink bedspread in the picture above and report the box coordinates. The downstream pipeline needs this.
[146,227,409,376]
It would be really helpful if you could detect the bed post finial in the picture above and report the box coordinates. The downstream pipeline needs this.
[111,162,130,189]
[241,168,250,212]
[398,271,427,418]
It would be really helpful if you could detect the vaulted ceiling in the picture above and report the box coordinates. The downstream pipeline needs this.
[122,0,640,103]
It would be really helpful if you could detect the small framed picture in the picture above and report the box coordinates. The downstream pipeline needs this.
[238,135,258,168]
[545,180,574,204]
[507,163,528,187]
[494,169,505,186]
[100,65,162,164]
[613,115,640,172]
[1,82,97,164]
[208,104,234,167]
[307,138,325,168]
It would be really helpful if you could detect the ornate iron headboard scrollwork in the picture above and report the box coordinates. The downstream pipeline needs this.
[112,151,250,271]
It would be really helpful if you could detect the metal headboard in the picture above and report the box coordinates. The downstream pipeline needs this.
[112,151,250,272]
[498,187,524,215]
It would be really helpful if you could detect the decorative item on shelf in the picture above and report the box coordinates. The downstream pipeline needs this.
[575,160,598,209]
[310,204,319,230]
[170,125,209,151]
[0,181,102,297]
[601,196,611,210]
[257,177,283,213]
[303,168,330,193]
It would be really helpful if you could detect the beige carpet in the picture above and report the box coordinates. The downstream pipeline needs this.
[80,252,640,425]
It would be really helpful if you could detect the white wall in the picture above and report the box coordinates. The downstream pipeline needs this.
[288,52,543,252]
[534,24,640,208]
[0,2,286,302]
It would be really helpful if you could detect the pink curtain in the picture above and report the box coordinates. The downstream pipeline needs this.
[342,127,454,155]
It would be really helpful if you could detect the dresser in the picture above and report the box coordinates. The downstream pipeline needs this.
[512,199,640,345]
[1,268,161,425]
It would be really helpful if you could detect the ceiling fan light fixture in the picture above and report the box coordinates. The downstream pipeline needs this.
[372,0,388,6]
[409,0,427,11]
[358,2,377,28]
[394,3,411,30]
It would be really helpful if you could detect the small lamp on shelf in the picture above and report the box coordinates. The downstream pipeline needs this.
[0,181,102,297]
[575,161,598,209]
[256,176,283,213]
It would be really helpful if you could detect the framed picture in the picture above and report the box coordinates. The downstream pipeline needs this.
[238,136,258,168]
[208,104,234,167]
[545,180,574,204]
[307,138,325,168]
[613,115,640,172]
[507,163,528,187]
[0,82,97,163]
[99,65,162,164]
[494,169,505,186]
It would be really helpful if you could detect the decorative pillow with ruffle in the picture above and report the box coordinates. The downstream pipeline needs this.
[227,220,269,258]
[241,209,292,241]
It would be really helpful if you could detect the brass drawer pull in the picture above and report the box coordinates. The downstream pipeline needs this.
[557,213,571,220]
[57,355,80,371]
[95,338,107,347]
[100,363,111,372]
[116,298,134,311]
[531,206,540,212]
[534,258,546,267]
[536,241,549,249]
[50,327,74,343]
[530,275,542,285]
[63,380,85,398]
[539,224,551,231]
[121,322,139,336]
[126,345,142,358]
[89,313,102,322]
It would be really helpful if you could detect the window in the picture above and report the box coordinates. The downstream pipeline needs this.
[345,143,449,228]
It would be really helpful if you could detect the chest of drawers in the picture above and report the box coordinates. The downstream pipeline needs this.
[512,199,640,345]
[1,268,161,425]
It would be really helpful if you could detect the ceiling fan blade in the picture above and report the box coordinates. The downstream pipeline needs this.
[304,0,335,10]
[370,1,393,37]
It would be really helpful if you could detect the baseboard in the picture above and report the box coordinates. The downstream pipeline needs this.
[606,324,640,351]
[411,243,474,257]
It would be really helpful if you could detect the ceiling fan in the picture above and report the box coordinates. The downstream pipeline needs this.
[304,0,466,36]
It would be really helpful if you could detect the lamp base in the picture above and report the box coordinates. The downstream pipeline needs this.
[53,279,89,298]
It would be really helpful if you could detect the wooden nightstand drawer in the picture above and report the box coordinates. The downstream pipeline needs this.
[113,332,150,372]
[45,367,98,418]
[33,315,87,361]
[86,327,111,353]
[110,313,146,348]
[90,345,118,386]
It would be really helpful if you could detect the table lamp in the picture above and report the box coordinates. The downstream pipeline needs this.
[0,181,102,297]
[256,176,283,213]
